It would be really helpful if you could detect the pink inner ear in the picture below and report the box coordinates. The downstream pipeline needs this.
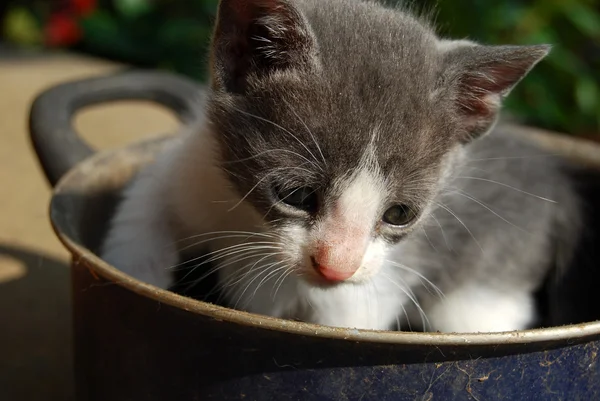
[219,0,251,27]
[223,0,283,25]
[459,65,521,117]
[458,55,543,120]
[472,64,530,94]
[213,0,315,92]
[456,62,534,136]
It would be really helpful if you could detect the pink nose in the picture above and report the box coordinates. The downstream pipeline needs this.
[311,257,356,282]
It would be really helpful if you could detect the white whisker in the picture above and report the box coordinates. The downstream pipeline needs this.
[233,264,279,309]
[177,234,277,253]
[273,267,295,301]
[180,250,281,291]
[450,189,530,234]
[172,242,282,270]
[434,201,484,254]
[420,226,438,253]
[227,166,315,212]
[465,154,559,162]
[385,259,445,299]
[282,98,327,166]
[231,105,323,170]
[222,148,320,166]
[174,230,281,244]
[427,212,453,252]
[251,261,292,300]
[454,176,556,203]
[381,272,430,332]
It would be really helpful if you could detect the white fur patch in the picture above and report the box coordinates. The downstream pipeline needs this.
[296,271,408,330]
[427,284,535,333]
[100,138,185,289]
[338,166,385,226]
[311,160,388,282]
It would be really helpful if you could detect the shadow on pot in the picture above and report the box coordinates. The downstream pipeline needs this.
[0,244,74,401]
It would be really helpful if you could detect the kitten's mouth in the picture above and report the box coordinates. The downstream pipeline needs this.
[302,274,342,287]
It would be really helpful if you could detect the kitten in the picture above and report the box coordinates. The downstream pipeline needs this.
[100,0,581,332]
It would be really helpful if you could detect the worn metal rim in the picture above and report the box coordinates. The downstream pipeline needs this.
[50,131,600,347]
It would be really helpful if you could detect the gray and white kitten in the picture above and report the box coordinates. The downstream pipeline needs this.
[101,0,581,332]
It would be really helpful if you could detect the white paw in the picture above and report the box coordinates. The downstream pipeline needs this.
[427,284,535,333]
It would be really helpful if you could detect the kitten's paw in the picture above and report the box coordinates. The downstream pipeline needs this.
[427,285,535,333]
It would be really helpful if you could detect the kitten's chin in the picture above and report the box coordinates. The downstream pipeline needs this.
[293,283,395,331]
[297,268,372,289]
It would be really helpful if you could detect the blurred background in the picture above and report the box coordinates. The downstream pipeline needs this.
[1,0,599,137]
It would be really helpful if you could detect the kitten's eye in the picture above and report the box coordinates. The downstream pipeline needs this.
[382,204,416,226]
[275,186,318,212]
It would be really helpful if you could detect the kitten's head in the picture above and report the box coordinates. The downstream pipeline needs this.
[206,0,549,285]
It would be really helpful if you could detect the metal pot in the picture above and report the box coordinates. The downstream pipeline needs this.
[29,71,600,401]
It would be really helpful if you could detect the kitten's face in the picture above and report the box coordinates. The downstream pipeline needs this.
[209,68,456,286]
[207,0,548,287]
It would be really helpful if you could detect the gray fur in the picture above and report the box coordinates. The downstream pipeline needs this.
[399,126,581,329]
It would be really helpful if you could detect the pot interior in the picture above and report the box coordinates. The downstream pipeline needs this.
[49,126,600,345]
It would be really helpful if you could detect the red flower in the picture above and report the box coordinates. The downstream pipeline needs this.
[45,13,82,46]
[71,0,97,16]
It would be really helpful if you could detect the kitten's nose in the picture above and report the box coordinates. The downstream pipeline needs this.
[311,256,355,282]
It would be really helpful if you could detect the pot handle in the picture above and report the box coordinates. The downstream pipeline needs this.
[29,70,204,187]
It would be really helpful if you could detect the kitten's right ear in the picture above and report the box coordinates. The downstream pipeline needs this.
[438,40,550,141]
[210,0,319,94]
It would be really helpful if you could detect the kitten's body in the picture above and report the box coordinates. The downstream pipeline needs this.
[101,0,581,332]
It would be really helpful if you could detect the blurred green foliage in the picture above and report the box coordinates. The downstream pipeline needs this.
[74,0,220,79]
[423,0,600,136]
[3,0,220,79]
[3,0,599,135]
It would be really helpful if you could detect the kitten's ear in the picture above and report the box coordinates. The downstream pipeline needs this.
[210,0,319,94]
[439,41,550,141]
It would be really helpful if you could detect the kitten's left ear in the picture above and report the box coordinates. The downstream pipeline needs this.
[210,0,319,94]
[439,41,550,141]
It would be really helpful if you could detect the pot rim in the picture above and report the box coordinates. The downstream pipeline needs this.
[50,134,600,347]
